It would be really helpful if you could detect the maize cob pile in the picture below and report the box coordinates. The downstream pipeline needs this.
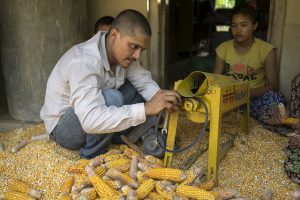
[0,112,299,199]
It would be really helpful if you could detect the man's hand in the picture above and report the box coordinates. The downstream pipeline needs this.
[144,90,182,116]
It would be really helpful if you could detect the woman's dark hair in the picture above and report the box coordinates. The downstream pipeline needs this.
[232,5,259,23]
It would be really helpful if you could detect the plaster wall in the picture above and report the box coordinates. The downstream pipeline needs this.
[279,0,300,101]
[0,0,88,121]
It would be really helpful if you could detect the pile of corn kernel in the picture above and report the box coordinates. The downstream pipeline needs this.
[0,112,299,199]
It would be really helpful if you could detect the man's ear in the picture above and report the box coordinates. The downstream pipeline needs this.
[109,28,120,39]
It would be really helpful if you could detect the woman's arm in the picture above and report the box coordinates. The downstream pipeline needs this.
[213,54,225,74]
[250,49,279,98]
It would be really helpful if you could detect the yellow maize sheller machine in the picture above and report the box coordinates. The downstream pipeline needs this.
[162,71,250,183]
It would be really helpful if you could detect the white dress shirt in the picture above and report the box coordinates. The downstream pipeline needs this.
[40,31,160,134]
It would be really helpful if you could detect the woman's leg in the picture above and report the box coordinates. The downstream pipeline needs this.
[290,73,300,118]
[250,90,292,135]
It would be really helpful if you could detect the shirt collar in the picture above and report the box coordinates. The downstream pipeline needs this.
[98,31,111,72]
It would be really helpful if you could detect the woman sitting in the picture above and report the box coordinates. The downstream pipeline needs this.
[213,5,288,134]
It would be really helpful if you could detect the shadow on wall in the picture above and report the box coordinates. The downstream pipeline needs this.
[0,47,8,116]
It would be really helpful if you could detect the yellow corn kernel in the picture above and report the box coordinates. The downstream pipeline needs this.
[118,144,129,151]
[60,176,75,195]
[199,179,215,191]
[105,158,130,169]
[144,155,164,166]
[282,117,300,125]
[104,154,124,162]
[60,194,72,200]
[155,181,174,200]
[94,165,106,177]
[80,187,98,200]
[148,192,165,200]
[0,191,35,200]
[136,178,156,199]
[67,165,85,174]
[106,168,138,188]
[146,168,186,182]
[176,185,215,200]
[85,166,120,198]
[78,159,90,167]
[181,167,201,185]
[9,179,42,199]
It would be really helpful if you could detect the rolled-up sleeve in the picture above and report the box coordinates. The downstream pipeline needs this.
[126,61,160,101]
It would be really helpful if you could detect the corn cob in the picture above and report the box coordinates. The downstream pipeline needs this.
[94,165,106,177]
[137,171,148,184]
[67,165,85,174]
[9,179,42,199]
[155,181,174,200]
[106,168,138,188]
[60,176,75,195]
[77,179,92,190]
[105,158,131,172]
[211,189,238,200]
[136,178,156,199]
[30,133,49,141]
[100,195,125,200]
[0,143,4,151]
[78,159,90,167]
[123,148,140,158]
[105,179,122,190]
[70,187,80,200]
[120,135,145,157]
[118,144,129,151]
[89,156,105,168]
[0,191,35,200]
[126,188,138,200]
[148,192,165,200]
[79,187,98,200]
[199,178,215,191]
[176,185,215,200]
[181,167,201,185]
[144,155,164,166]
[145,168,187,182]
[85,165,120,198]
[282,117,300,125]
[137,161,151,172]
[129,155,139,179]
[173,195,190,200]
[120,185,131,195]
[104,154,124,163]
[11,140,29,153]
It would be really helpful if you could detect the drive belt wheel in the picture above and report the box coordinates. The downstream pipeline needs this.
[143,132,166,158]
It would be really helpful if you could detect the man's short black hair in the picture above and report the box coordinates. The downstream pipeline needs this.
[111,9,152,37]
[94,16,115,33]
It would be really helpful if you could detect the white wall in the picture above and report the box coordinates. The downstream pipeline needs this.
[279,0,300,101]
